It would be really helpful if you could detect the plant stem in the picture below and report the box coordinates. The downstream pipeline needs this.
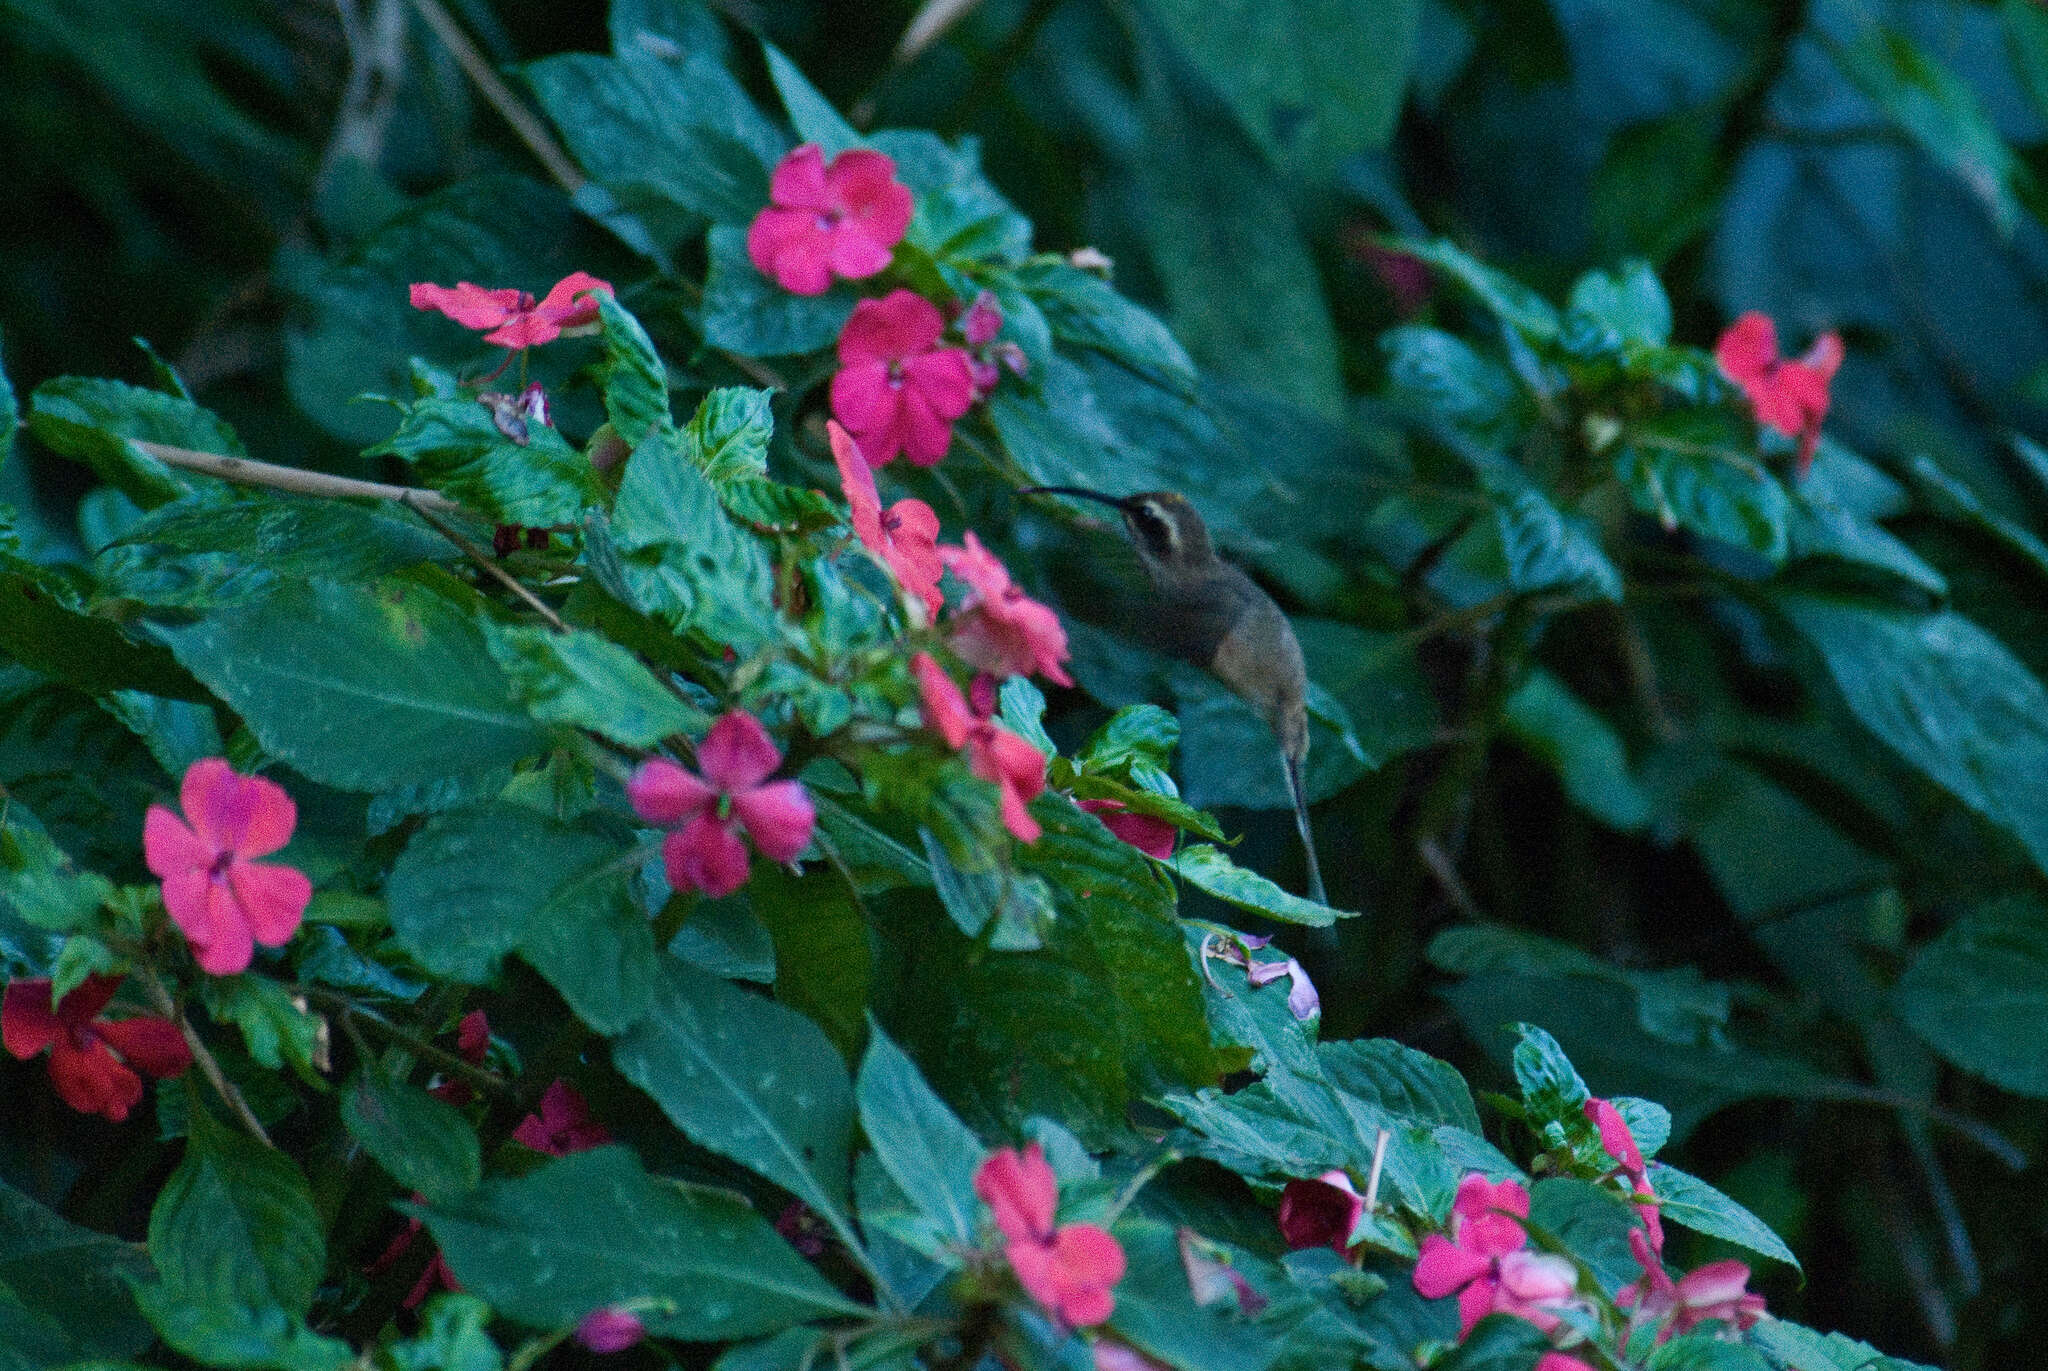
[299,988,516,1099]
[401,493,570,631]
[134,966,275,1147]
[132,440,463,512]
[406,0,585,195]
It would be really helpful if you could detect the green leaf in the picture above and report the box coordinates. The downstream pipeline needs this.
[415,1146,862,1339]
[1014,260,1196,395]
[0,1179,154,1362]
[985,355,1128,488]
[382,1293,503,1371]
[197,975,323,1082]
[1393,238,1560,343]
[687,386,774,487]
[702,224,855,356]
[613,955,860,1237]
[1776,595,2048,879]
[1646,1162,1801,1272]
[27,375,241,508]
[524,49,775,226]
[747,864,871,1057]
[154,577,545,792]
[0,550,198,696]
[129,1287,354,1371]
[921,829,1057,953]
[1489,486,1621,602]
[149,1097,326,1318]
[1786,497,1947,598]
[1646,1333,1773,1371]
[1146,0,1419,182]
[1509,1022,1591,1123]
[1564,260,1672,348]
[1528,1178,1643,1293]
[1895,897,2048,1096]
[1501,670,1651,832]
[1427,1316,1551,1371]
[518,855,659,1036]
[612,428,778,649]
[386,802,615,983]
[482,622,703,748]
[365,397,603,527]
[592,292,672,445]
[1829,25,2028,236]
[341,1068,482,1205]
[1621,437,1790,564]
[2006,0,2048,125]
[1134,32,1343,417]
[762,41,860,155]
[1077,705,1180,775]
[0,813,111,933]
[1167,844,1354,926]
[1380,325,1520,443]
[1750,1320,1939,1371]
[856,1021,986,1249]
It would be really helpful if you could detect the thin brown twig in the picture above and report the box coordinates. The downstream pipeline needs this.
[299,988,516,1098]
[407,0,585,195]
[133,966,275,1148]
[400,493,569,631]
[132,440,463,513]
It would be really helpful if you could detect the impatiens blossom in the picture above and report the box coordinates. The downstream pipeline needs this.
[958,290,1027,395]
[628,711,816,898]
[1585,1096,1662,1251]
[829,418,943,618]
[747,144,913,295]
[144,758,312,976]
[1076,798,1177,860]
[1277,1169,1364,1251]
[1414,1174,1584,1338]
[975,1143,1126,1327]
[1200,932,1321,1023]
[830,290,977,467]
[1535,1356,1597,1371]
[429,1009,492,1105]
[940,533,1073,686]
[2,976,190,1122]
[1714,310,1843,478]
[512,1080,611,1157]
[575,1307,646,1354]
[1618,1228,1766,1344]
[409,271,612,349]
[914,653,1048,843]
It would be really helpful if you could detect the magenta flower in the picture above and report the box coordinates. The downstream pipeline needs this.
[408,271,612,349]
[914,653,1048,844]
[940,532,1073,686]
[1714,310,1843,478]
[1276,1169,1364,1252]
[1076,798,1177,860]
[829,418,944,619]
[143,758,312,976]
[628,712,815,898]
[575,1307,646,1354]
[512,1080,612,1157]
[1585,1096,1663,1251]
[2,976,190,1123]
[830,290,977,468]
[975,1143,1126,1327]
[747,144,913,296]
[1619,1228,1766,1343]
[1413,1174,1548,1337]
[1535,1356,1597,1371]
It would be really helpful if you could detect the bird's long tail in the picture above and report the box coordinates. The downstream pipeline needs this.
[1284,750,1328,907]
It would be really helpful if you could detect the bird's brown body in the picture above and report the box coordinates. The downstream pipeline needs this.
[1025,487,1326,904]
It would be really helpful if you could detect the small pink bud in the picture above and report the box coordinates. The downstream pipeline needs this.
[575,1307,644,1354]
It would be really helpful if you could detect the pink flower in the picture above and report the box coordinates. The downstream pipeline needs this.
[829,419,943,619]
[747,144,913,296]
[408,271,613,349]
[1618,1229,1766,1343]
[512,1080,611,1157]
[143,758,312,976]
[1714,311,1843,478]
[628,712,815,898]
[974,1144,1126,1327]
[2,976,190,1122]
[1585,1097,1663,1251]
[430,1010,493,1105]
[575,1307,646,1354]
[913,653,1047,843]
[1412,1174,1538,1337]
[958,290,1026,396]
[1076,799,1177,860]
[830,291,977,468]
[939,533,1072,686]
[1536,1356,1596,1371]
[1490,1249,1581,1333]
[1277,1170,1364,1251]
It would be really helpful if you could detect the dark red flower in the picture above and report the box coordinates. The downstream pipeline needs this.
[2,976,191,1122]
[1076,799,1177,861]
[512,1079,611,1157]
[830,291,977,468]
[1714,311,1843,478]
[747,144,913,296]
[1277,1170,1364,1252]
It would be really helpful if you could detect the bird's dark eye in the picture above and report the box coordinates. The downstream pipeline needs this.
[1128,502,1176,558]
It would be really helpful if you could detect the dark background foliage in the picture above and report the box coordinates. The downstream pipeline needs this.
[5,0,2048,1365]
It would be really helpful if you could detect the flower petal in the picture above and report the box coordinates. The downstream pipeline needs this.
[769,143,831,210]
[664,815,753,898]
[974,1143,1057,1244]
[482,312,562,350]
[180,759,296,858]
[830,419,885,551]
[1411,1233,1491,1299]
[409,282,522,330]
[697,711,784,791]
[828,149,913,246]
[628,758,716,826]
[748,208,835,296]
[733,779,815,863]
[913,653,975,750]
[829,360,896,435]
[95,1016,193,1079]
[903,348,977,421]
[227,858,312,947]
[1713,311,1779,388]
[1,979,62,1060]
[48,1039,144,1122]
[143,804,212,878]
[824,226,895,282]
[533,271,613,328]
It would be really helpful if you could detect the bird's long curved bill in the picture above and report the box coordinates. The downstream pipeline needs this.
[1019,485,1127,509]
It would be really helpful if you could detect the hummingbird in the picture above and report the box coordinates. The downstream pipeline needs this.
[1023,486,1327,905]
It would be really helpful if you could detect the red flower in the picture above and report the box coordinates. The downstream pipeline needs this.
[409,271,613,349]
[1535,1356,1596,1371]
[1413,1174,1560,1337]
[1584,1097,1663,1251]
[2,976,190,1122]
[830,291,977,468]
[1714,311,1843,478]
[1618,1229,1766,1343]
[628,712,816,898]
[829,418,943,620]
[1076,799,1177,860]
[747,144,912,296]
[575,1307,645,1354]
[1277,1169,1364,1252]
[512,1080,611,1157]
[430,1010,493,1105]
[913,653,1048,844]
[974,1143,1126,1327]
[939,533,1073,686]
[143,758,312,976]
